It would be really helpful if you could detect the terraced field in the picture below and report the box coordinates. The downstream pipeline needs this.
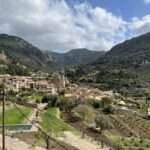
[109,115,139,137]
[0,106,32,124]
[117,114,150,139]
[40,108,76,133]
[106,132,150,150]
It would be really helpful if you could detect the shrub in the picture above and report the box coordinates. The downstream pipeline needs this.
[95,114,114,133]
[73,105,95,123]
[42,95,58,107]
[87,99,103,109]
[145,143,150,148]
[101,97,114,114]
[59,97,80,112]
[103,106,114,114]
[58,89,65,96]
[115,144,124,150]
[139,138,143,144]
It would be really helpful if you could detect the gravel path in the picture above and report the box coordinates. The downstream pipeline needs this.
[58,131,109,150]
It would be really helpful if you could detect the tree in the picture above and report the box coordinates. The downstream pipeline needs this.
[87,99,102,109]
[58,97,79,112]
[73,105,96,138]
[73,105,95,124]
[144,90,150,116]
[95,114,114,148]
[101,97,113,114]
[42,95,58,107]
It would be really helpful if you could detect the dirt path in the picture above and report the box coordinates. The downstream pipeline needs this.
[0,134,44,150]
[63,112,114,148]
[0,104,13,112]
[58,131,109,150]
[25,108,39,132]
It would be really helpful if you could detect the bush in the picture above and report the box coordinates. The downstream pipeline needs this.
[87,99,103,109]
[101,97,113,107]
[58,89,65,96]
[103,106,114,114]
[73,105,95,123]
[101,97,114,114]
[145,144,150,148]
[95,114,114,132]
[115,144,124,150]
[139,138,143,144]
[36,99,40,103]
[58,96,80,112]
[42,95,58,107]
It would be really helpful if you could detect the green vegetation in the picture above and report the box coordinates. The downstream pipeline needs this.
[58,96,79,112]
[41,107,76,133]
[46,48,105,68]
[101,97,114,114]
[72,105,96,124]
[42,95,59,107]
[106,132,150,150]
[6,63,31,76]
[0,34,105,74]
[17,91,44,102]
[86,98,103,109]
[66,33,150,97]
[0,106,32,124]
[95,115,114,132]
[0,34,51,74]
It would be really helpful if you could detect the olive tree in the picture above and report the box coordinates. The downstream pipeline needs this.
[95,114,114,148]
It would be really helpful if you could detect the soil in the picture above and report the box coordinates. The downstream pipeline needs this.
[62,112,114,149]
[15,132,78,150]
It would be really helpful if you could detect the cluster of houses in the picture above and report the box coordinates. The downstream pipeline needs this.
[0,72,113,102]
[0,72,67,95]
[64,84,113,101]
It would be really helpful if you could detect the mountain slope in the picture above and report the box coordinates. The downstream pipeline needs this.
[95,32,150,68]
[0,34,104,75]
[46,48,105,68]
[69,32,150,93]
[0,34,50,74]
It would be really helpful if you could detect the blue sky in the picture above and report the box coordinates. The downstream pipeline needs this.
[0,0,150,52]
[68,0,150,20]
[88,0,150,20]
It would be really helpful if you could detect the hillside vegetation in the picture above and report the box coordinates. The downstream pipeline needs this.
[0,34,51,74]
[46,48,105,69]
[67,32,150,95]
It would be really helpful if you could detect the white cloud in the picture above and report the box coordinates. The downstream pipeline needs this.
[0,0,127,52]
[1,0,150,52]
[129,15,150,35]
[144,0,150,4]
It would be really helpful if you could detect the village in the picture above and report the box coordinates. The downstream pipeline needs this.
[0,72,119,150]
[1,71,150,150]
[0,72,114,102]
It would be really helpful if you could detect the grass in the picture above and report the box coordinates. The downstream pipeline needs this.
[0,106,32,124]
[18,91,44,102]
[41,107,76,134]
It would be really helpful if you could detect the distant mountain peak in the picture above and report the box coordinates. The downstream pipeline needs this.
[45,48,105,68]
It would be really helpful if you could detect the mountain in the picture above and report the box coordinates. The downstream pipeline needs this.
[0,34,105,75]
[69,32,150,94]
[46,48,105,68]
[95,32,150,68]
[0,34,50,75]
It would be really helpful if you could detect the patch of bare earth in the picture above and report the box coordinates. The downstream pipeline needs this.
[58,131,109,150]
[15,132,78,150]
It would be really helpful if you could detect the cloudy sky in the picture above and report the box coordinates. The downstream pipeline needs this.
[0,0,150,52]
